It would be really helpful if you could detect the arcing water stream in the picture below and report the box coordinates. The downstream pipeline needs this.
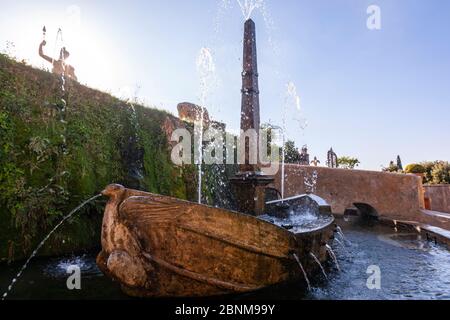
[196,47,215,204]
[1,194,102,300]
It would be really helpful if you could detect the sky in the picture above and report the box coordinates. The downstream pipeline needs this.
[1,0,449,170]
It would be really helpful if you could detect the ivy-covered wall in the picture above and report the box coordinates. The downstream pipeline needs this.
[0,54,192,262]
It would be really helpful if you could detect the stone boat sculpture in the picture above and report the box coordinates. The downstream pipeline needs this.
[97,184,335,298]
[98,19,336,297]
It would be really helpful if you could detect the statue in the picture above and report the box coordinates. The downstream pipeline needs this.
[298,145,310,165]
[39,37,77,81]
[326,148,338,168]
[311,156,320,167]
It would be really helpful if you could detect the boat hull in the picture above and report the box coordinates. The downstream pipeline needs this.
[97,184,335,298]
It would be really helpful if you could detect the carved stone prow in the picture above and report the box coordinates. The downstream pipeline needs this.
[100,184,126,254]
[98,184,149,290]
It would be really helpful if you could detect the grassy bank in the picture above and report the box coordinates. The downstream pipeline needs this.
[0,54,192,262]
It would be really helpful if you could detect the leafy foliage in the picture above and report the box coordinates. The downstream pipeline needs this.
[404,163,426,174]
[419,161,450,184]
[0,54,195,261]
[337,156,360,169]
[283,140,300,163]
[382,161,400,172]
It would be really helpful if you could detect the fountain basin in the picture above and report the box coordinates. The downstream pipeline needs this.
[97,184,335,298]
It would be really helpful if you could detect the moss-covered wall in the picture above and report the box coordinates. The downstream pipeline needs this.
[0,54,193,262]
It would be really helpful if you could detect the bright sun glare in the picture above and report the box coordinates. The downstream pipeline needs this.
[1,4,123,95]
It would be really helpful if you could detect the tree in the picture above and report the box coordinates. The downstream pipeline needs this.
[396,155,403,171]
[431,161,450,184]
[420,161,435,183]
[337,156,360,169]
[283,140,300,163]
[382,161,399,172]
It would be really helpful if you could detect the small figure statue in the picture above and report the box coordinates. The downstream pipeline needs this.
[311,156,321,167]
[39,40,77,81]
[298,145,310,165]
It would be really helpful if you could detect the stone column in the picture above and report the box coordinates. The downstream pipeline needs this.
[240,19,260,173]
[230,19,274,216]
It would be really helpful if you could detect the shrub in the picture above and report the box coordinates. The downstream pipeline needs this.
[404,163,426,174]
[337,156,360,169]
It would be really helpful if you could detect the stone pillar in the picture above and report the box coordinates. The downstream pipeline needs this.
[230,19,274,216]
[240,19,260,173]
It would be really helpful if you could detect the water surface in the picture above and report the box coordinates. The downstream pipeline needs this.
[1,221,449,300]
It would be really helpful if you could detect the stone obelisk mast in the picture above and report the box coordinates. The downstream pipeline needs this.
[231,19,274,216]
[240,19,260,172]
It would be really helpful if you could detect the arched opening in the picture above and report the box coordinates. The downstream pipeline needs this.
[343,206,359,217]
[353,203,379,220]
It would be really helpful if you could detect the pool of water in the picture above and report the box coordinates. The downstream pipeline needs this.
[259,211,334,233]
[1,220,449,300]
[307,220,450,300]
[0,253,129,300]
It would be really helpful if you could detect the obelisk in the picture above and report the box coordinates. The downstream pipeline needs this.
[230,19,274,216]
[240,18,260,173]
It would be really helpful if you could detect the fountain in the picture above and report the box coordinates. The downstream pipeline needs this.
[325,244,341,271]
[292,253,311,291]
[2,3,450,302]
[310,252,328,280]
[95,18,336,298]
[195,47,215,204]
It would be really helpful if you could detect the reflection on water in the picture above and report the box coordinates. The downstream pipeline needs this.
[0,221,449,300]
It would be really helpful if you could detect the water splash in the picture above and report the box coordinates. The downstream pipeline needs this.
[1,194,102,300]
[325,244,341,272]
[310,252,328,280]
[195,48,216,204]
[44,254,102,278]
[292,253,311,291]
[236,0,264,20]
[280,82,302,198]
[304,170,318,194]
[51,28,63,66]
[119,85,144,187]
[335,226,347,243]
[286,81,301,111]
[334,238,346,251]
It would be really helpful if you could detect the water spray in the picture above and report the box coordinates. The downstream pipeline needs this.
[1,194,102,300]
[51,28,63,66]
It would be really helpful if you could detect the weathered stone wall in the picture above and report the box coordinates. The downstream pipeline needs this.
[424,185,450,213]
[270,164,424,220]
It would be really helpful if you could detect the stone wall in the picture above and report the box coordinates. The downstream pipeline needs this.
[424,185,450,213]
[269,164,424,220]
